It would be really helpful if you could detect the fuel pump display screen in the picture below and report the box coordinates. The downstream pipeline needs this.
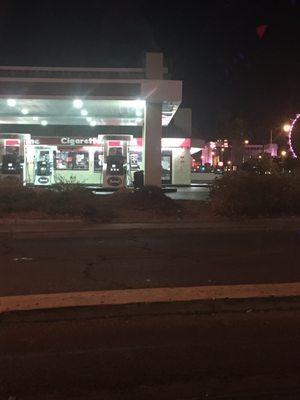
[107,156,124,175]
[109,147,122,156]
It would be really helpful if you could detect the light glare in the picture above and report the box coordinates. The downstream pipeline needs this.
[7,99,17,107]
[73,99,83,109]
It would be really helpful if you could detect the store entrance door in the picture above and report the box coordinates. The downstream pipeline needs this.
[161,151,172,185]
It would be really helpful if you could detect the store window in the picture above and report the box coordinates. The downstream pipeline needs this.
[54,150,89,170]
[128,150,142,171]
[94,150,104,172]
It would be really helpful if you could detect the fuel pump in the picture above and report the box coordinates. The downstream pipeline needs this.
[1,138,22,175]
[102,135,131,188]
[34,147,55,186]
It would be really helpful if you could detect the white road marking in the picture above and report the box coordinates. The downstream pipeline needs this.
[1,282,300,313]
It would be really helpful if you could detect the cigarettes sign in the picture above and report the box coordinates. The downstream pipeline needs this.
[31,137,101,146]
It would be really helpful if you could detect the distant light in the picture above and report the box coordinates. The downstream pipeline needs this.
[81,109,88,116]
[283,124,291,133]
[21,108,29,115]
[258,155,262,159]
[221,148,225,152]
[7,98,17,107]
[41,120,48,126]
[244,139,249,145]
[281,150,287,157]
[211,151,215,156]
[90,120,97,127]
[73,99,83,109]
[227,161,232,165]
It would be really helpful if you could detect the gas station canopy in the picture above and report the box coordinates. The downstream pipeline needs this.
[0,98,179,127]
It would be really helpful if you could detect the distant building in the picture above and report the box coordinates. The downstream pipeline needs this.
[200,140,278,167]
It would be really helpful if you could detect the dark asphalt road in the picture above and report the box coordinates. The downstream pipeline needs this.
[1,309,300,399]
[1,228,300,296]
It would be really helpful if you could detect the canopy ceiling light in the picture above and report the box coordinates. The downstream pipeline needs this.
[7,99,17,107]
[73,99,83,109]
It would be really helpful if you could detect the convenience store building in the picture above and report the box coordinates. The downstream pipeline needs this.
[0,53,191,188]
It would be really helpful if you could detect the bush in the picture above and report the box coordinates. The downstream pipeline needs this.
[210,172,300,217]
[0,183,38,213]
[37,185,114,221]
[0,183,115,221]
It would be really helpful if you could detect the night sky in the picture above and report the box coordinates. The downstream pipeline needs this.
[0,0,299,142]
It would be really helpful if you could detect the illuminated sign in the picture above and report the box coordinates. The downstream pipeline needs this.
[37,177,49,184]
[61,137,101,145]
[4,139,20,146]
[30,137,101,146]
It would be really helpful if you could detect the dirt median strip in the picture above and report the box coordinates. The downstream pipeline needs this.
[2,282,300,314]
[0,219,300,239]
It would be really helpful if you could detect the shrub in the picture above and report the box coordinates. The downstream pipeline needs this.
[210,172,300,217]
[0,182,115,221]
[37,185,114,221]
[0,183,38,213]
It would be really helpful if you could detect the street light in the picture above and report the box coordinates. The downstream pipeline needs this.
[281,150,287,157]
[270,123,291,144]
[244,140,249,145]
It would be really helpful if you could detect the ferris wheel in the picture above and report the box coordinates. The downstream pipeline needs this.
[288,114,300,158]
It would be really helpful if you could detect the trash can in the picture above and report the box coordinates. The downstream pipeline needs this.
[133,170,144,189]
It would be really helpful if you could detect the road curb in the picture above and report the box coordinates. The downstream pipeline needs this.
[2,296,300,322]
[2,283,300,319]
[0,219,299,238]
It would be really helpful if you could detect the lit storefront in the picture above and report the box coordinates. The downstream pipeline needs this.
[0,53,187,188]
[20,135,191,187]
